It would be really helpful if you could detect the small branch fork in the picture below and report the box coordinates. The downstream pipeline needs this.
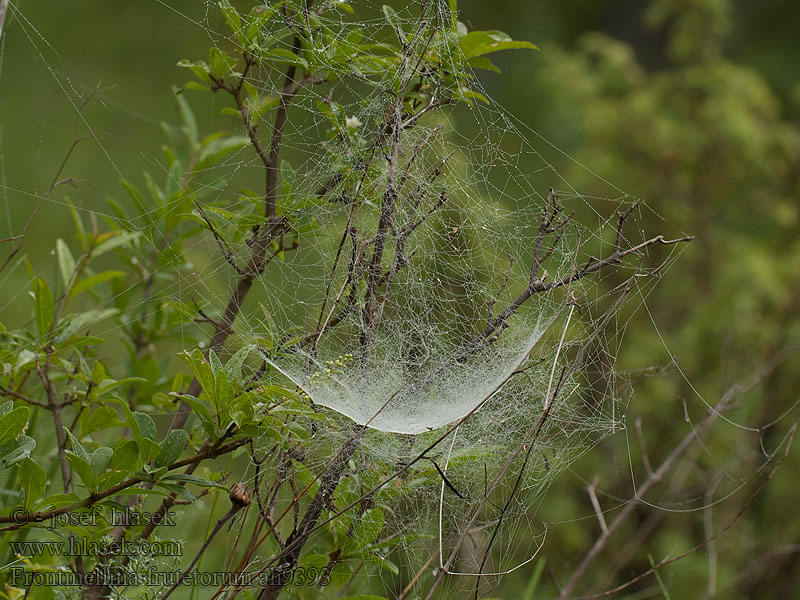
[559,354,795,599]
[0,439,246,528]
[0,88,100,275]
[573,409,798,600]
[458,190,693,361]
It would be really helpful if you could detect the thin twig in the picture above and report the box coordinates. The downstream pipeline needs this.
[587,477,608,534]
[575,409,799,599]
[0,0,10,42]
[558,367,781,599]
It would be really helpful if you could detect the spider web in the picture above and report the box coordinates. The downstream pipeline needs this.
[0,1,695,598]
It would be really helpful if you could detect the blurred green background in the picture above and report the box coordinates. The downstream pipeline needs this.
[1,0,798,598]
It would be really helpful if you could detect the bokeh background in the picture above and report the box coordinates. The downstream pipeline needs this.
[1,0,798,598]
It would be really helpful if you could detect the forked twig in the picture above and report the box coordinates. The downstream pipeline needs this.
[575,408,799,599]
[560,353,793,599]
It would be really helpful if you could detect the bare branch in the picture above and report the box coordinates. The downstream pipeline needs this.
[456,192,693,362]
[0,439,246,528]
[587,477,608,534]
[575,408,799,600]
[195,202,245,274]
[558,352,790,599]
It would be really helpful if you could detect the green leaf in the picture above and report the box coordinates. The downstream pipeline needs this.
[53,307,120,346]
[113,485,172,497]
[0,435,36,469]
[133,411,157,441]
[177,59,212,86]
[66,197,88,251]
[31,492,80,511]
[356,507,384,546]
[175,90,201,149]
[90,447,113,477]
[134,464,169,482]
[110,440,139,474]
[377,557,399,575]
[281,160,296,202]
[82,405,124,437]
[215,370,233,418]
[522,557,545,600]
[225,345,253,382]
[93,469,129,491]
[184,349,217,403]
[180,80,211,92]
[95,375,146,396]
[467,56,501,73]
[33,277,54,337]
[197,134,250,168]
[299,552,329,570]
[172,393,215,431]
[15,349,36,370]
[382,5,405,43]
[208,348,223,375]
[333,1,353,13]
[0,406,29,445]
[69,270,126,299]
[66,452,95,488]
[454,87,489,105]
[141,439,163,463]
[448,0,458,30]
[209,47,238,78]
[218,0,242,39]
[161,474,227,490]
[244,4,278,43]
[109,399,159,462]
[93,231,140,256]
[0,401,13,418]
[64,428,90,463]
[154,429,188,468]
[56,238,76,289]
[265,48,309,71]
[30,585,55,600]
[156,482,197,502]
[458,31,538,59]
[18,458,46,510]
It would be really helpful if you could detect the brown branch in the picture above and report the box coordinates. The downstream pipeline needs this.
[1,137,87,274]
[195,201,245,274]
[558,357,786,599]
[360,98,402,356]
[0,438,246,528]
[37,362,72,492]
[587,476,608,535]
[0,385,48,408]
[575,408,799,600]
[161,485,251,600]
[168,34,308,429]
[457,193,693,362]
